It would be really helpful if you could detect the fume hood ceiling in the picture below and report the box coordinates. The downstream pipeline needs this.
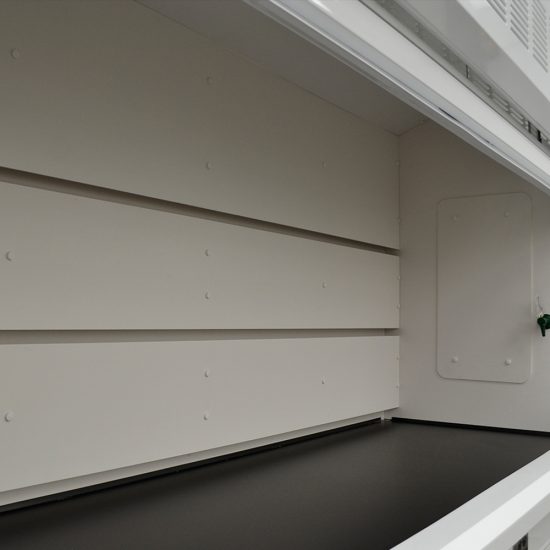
[137,0,426,136]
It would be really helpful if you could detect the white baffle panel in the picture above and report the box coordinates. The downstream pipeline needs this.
[0,337,399,492]
[0,181,398,330]
[437,193,532,383]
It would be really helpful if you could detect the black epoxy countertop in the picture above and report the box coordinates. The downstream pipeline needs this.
[1,419,550,550]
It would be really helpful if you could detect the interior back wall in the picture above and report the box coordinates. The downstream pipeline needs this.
[399,121,550,431]
[0,0,400,505]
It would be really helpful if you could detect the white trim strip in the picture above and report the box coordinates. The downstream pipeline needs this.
[393,450,550,549]
[249,0,550,196]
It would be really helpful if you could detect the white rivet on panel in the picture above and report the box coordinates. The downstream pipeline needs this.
[505,358,513,366]
[204,249,210,257]
[203,412,210,421]
[204,292,210,300]
[205,76,213,85]
[451,356,459,363]
[4,411,15,422]
[205,161,212,170]
[321,378,326,385]
[321,161,327,168]
[504,212,510,217]
[453,215,460,221]
[322,282,327,288]
[5,251,13,261]
[204,369,210,378]
[10,48,20,60]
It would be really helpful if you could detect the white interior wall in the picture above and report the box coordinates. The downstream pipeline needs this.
[0,0,400,504]
[0,0,399,248]
[399,121,550,431]
[137,0,425,136]
[0,182,399,330]
[0,338,398,495]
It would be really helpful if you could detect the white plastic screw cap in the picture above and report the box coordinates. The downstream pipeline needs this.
[505,358,513,366]
[10,48,20,60]
[5,251,13,261]
[4,411,14,422]
[203,412,210,421]
[451,356,459,363]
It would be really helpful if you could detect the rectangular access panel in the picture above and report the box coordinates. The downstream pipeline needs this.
[437,193,532,384]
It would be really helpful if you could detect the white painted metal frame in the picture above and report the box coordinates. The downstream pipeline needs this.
[250,0,550,197]
[394,450,550,550]
[398,0,550,136]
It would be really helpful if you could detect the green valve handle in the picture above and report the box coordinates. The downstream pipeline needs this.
[538,314,550,337]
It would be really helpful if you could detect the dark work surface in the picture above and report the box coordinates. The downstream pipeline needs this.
[2,420,550,550]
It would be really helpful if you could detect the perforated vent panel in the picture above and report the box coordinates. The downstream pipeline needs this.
[488,0,507,21]
[533,0,548,70]
[487,0,549,71]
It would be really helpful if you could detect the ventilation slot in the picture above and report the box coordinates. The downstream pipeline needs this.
[488,0,507,22]
[510,0,530,47]
[487,0,549,73]
[533,0,548,70]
